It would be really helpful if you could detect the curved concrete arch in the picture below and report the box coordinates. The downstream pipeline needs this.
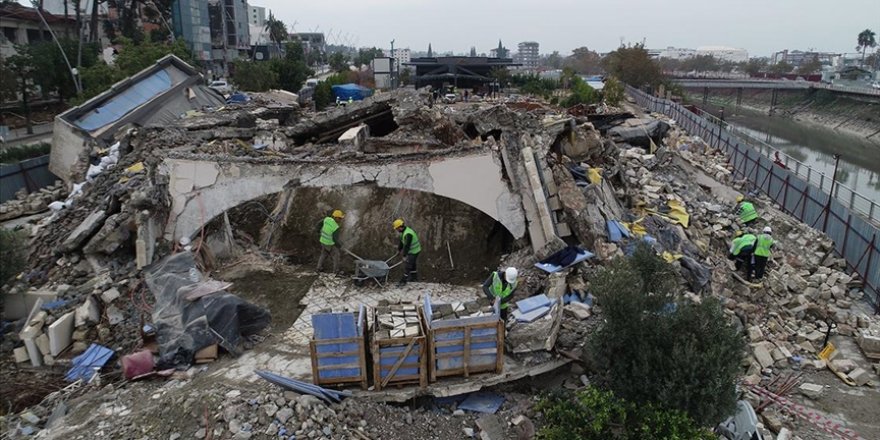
[163,153,527,242]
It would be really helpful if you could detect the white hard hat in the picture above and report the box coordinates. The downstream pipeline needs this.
[504,267,518,284]
[763,226,772,234]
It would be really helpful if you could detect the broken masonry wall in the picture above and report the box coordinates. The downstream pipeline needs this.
[163,154,527,244]
[49,118,90,184]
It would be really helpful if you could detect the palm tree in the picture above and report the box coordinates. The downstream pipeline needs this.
[857,29,876,68]
[265,12,287,46]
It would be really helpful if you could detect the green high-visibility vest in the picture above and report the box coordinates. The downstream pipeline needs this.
[401,227,421,254]
[319,217,339,246]
[754,234,774,257]
[731,234,757,256]
[491,272,517,309]
[739,201,758,223]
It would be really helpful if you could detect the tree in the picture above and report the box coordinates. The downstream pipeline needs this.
[743,58,768,76]
[77,36,193,102]
[231,59,278,92]
[269,41,313,93]
[495,40,508,59]
[565,47,601,74]
[328,51,348,72]
[588,244,744,426]
[797,55,822,75]
[537,388,715,440]
[768,60,793,75]
[544,51,563,69]
[857,29,877,67]
[561,76,598,107]
[354,47,383,67]
[399,67,412,86]
[602,77,625,106]
[4,49,40,133]
[601,44,663,89]
[28,38,99,101]
[680,54,722,72]
[489,67,510,89]
[265,12,288,46]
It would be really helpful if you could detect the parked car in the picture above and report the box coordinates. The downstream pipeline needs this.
[871,82,880,90]
[442,93,457,103]
[208,80,231,95]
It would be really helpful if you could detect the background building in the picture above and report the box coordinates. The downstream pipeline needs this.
[695,46,748,63]
[172,0,212,62]
[772,50,839,68]
[406,56,518,90]
[384,48,411,72]
[516,41,539,70]
[0,2,77,58]
[659,47,696,60]
[248,5,266,27]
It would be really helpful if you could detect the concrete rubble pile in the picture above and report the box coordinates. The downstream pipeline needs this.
[0,181,67,222]
[2,86,878,439]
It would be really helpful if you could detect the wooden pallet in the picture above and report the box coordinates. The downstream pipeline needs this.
[426,313,504,382]
[370,308,427,390]
[309,335,368,390]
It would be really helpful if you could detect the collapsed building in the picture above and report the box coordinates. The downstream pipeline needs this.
[1,80,879,440]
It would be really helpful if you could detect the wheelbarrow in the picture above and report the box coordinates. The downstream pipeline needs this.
[344,249,401,287]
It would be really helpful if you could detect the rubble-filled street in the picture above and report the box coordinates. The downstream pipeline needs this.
[2,80,879,440]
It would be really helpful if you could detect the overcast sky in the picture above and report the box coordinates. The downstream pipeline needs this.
[256,0,879,57]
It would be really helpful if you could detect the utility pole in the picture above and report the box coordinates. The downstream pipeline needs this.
[821,154,841,232]
[390,39,395,90]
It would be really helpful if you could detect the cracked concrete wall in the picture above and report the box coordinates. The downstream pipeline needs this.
[163,152,526,242]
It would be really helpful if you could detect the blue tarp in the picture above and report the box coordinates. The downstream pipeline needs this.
[66,343,114,382]
[606,220,631,243]
[332,83,373,101]
[74,69,173,131]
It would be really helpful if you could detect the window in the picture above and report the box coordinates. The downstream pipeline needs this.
[26,29,42,43]
[1,27,16,44]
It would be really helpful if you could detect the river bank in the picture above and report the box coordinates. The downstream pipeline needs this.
[684,89,880,144]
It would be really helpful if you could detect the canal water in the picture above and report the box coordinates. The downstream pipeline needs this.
[702,106,880,206]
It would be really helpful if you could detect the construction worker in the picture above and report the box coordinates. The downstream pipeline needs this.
[752,226,775,280]
[728,230,757,280]
[482,267,518,320]
[735,195,759,227]
[393,219,421,285]
[317,210,345,274]
[348,96,354,105]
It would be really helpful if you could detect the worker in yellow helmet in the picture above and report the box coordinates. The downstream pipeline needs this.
[317,210,345,274]
[393,218,421,286]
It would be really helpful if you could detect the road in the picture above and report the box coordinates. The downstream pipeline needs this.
[0,123,53,149]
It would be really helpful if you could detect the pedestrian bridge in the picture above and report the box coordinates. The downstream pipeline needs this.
[162,152,527,242]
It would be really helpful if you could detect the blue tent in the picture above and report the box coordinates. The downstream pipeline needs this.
[331,83,373,101]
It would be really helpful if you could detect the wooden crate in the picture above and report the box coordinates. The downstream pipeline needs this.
[370,307,428,390]
[309,309,368,389]
[309,336,368,389]
[424,308,505,382]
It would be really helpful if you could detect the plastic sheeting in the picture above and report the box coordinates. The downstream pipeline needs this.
[331,83,373,101]
[145,252,270,368]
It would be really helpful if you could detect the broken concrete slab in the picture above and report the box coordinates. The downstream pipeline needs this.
[101,287,121,304]
[847,368,871,386]
[35,333,51,356]
[565,302,592,320]
[338,124,369,150]
[3,288,58,321]
[61,210,108,252]
[75,295,100,327]
[48,311,75,356]
[13,346,30,363]
[798,383,824,399]
[752,343,774,369]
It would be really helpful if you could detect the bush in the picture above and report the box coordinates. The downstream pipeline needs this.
[561,76,598,107]
[602,77,625,106]
[537,387,715,440]
[588,243,744,426]
[0,228,27,286]
[0,143,51,164]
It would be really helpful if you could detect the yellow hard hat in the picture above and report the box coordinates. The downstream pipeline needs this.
[736,195,744,203]
[332,210,345,219]
[392,219,404,229]
[735,230,743,237]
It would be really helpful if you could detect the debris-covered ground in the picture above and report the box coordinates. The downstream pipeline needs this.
[1,87,878,440]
